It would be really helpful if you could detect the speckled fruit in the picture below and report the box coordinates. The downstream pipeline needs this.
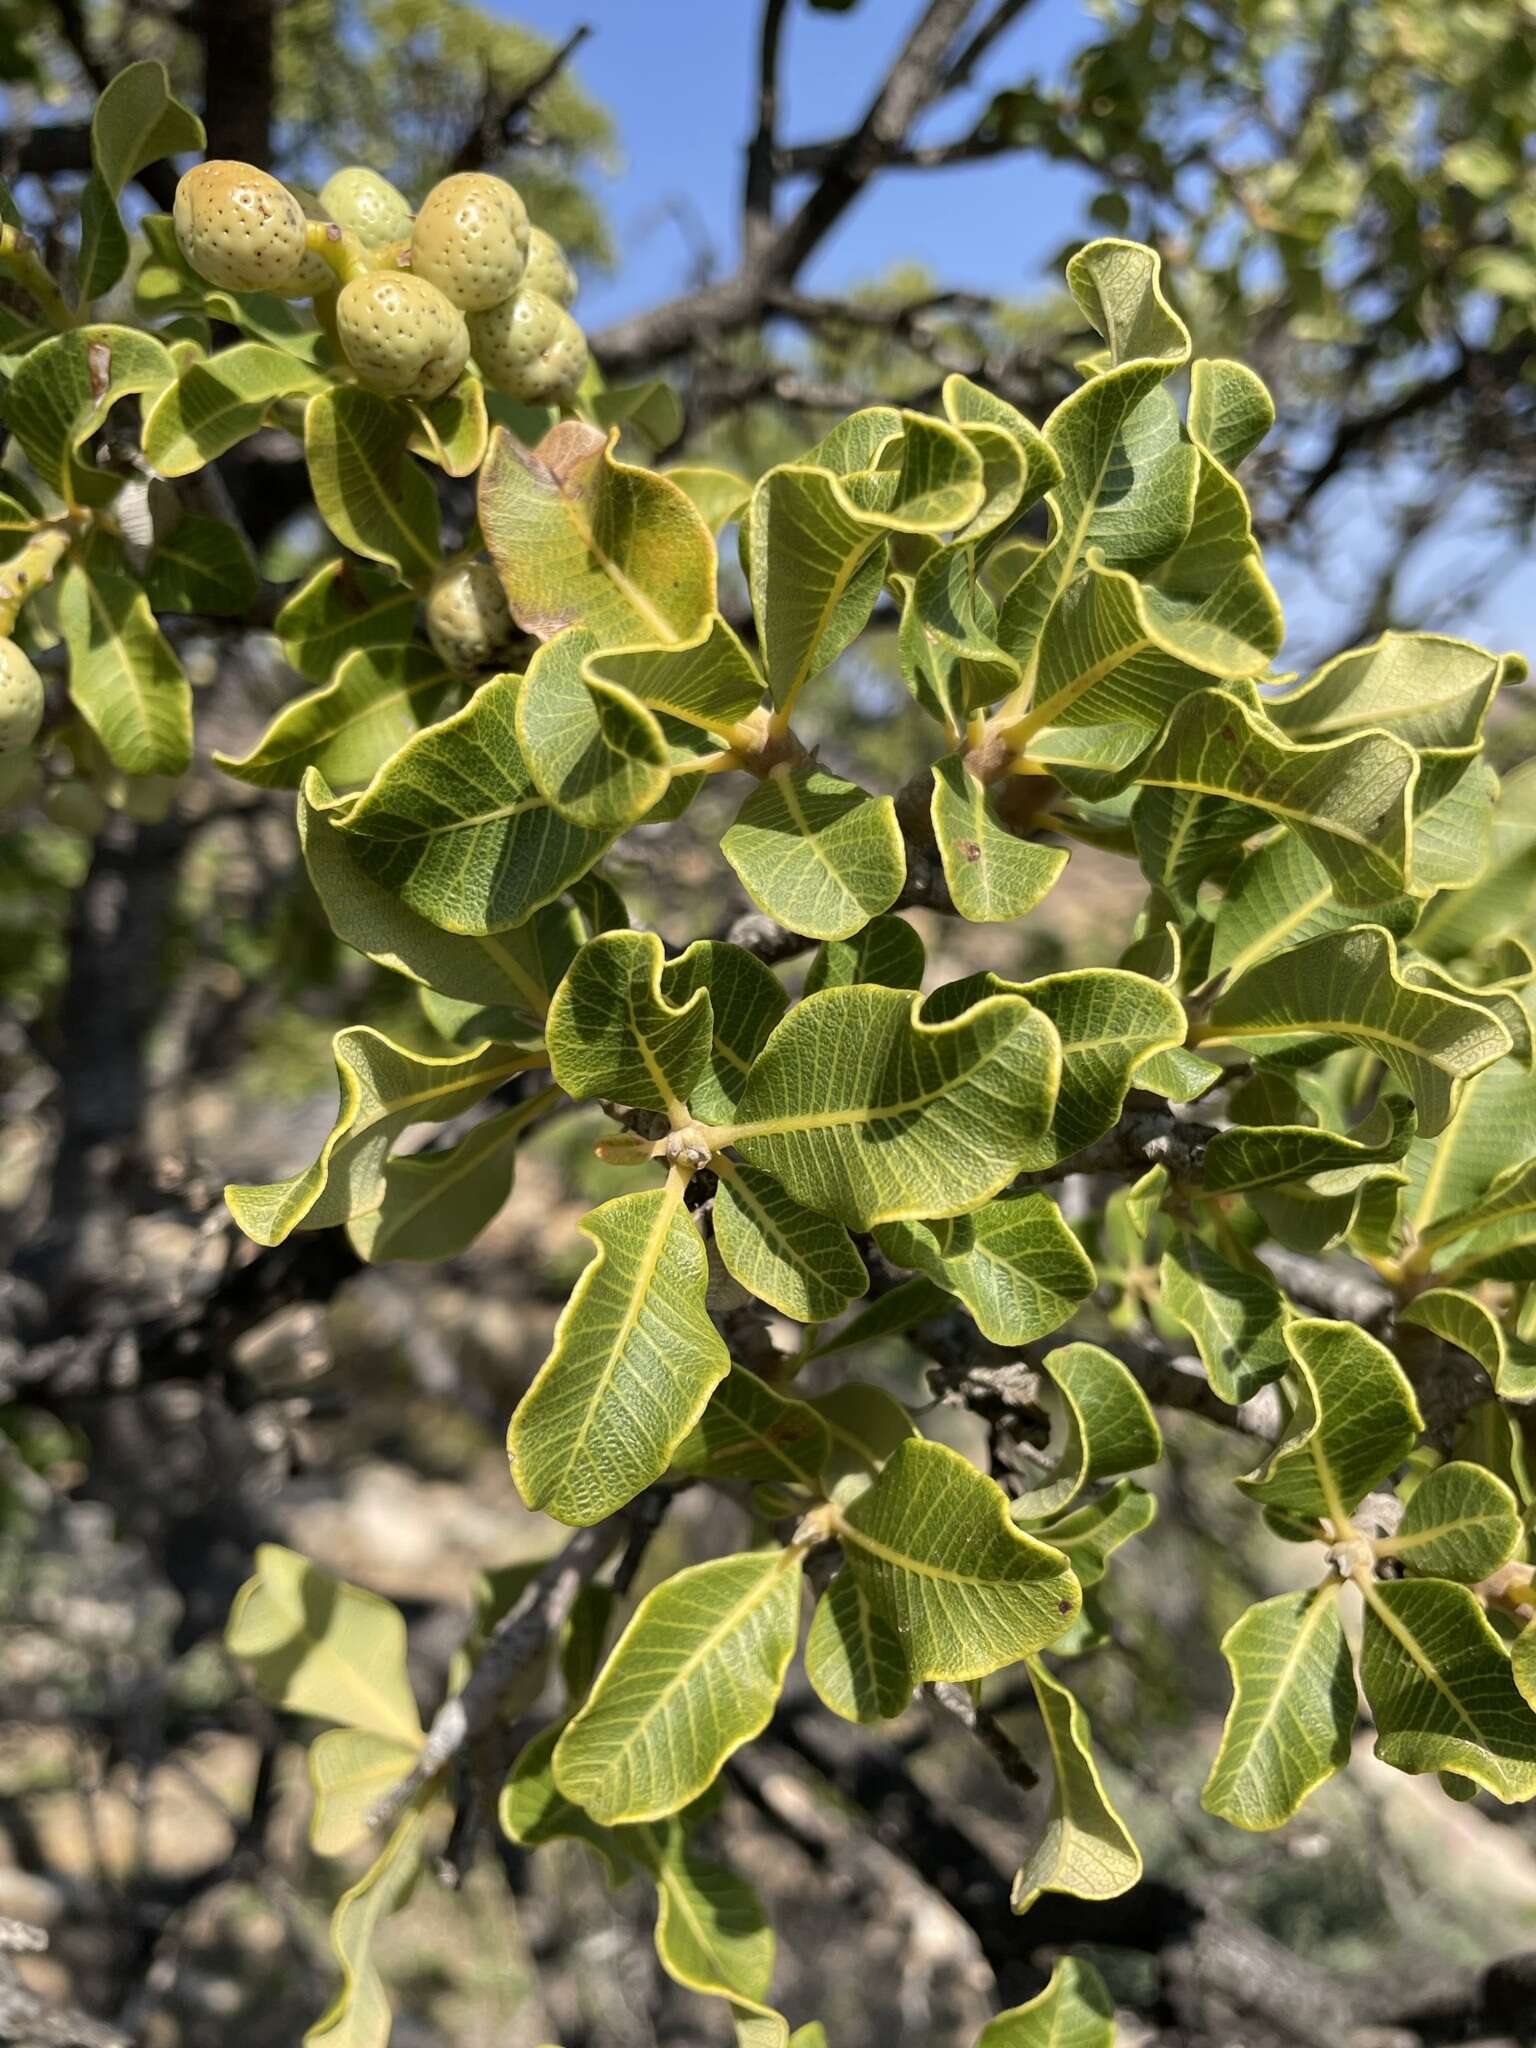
[173,161,307,293]
[0,638,45,754]
[319,166,414,250]
[521,225,578,307]
[466,288,588,405]
[425,561,515,674]
[410,173,530,312]
[335,273,470,399]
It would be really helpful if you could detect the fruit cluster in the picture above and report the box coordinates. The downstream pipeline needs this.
[173,161,587,407]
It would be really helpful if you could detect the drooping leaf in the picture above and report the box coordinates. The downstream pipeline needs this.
[876,1192,1094,1346]
[408,377,489,477]
[673,1363,830,1488]
[1358,1576,1536,1802]
[1012,1656,1141,1914]
[1012,1342,1162,1521]
[804,1569,912,1723]
[584,613,765,739]
[973,1956,1116,2048]
[834,1439,1080,1680]
[1131,785,1264,918]
[142,341,328,474]
[306,1808,428,2048]
[308,1729,423,1857]
[1039,1479,1156,1587]
[722,763,906,943]
[225,1545,423,1745]
[660,940,788,1121]
[727,985,1061,1228]
[304,384,441,582]
[1237,1319,1422,1521]
[712,1156,868,1324]
[480,420,715,648]
[1201,1097,1415,1196]
[1201,1583,1355,1829]
[546,928,712,1114]
[1385,1462,1522,1583]
[930,756,1069,922]
[1199,925,1511,1137]
[801,1281,950,1367]
[144,514,260,616]
[635,1820,789,2047]
[318,676,611,935]
[1269,631,1507,755]
[553,1548,804,1822]
[55,529,192,774]
[90,59,205,198]
[1158,1231,1290,1404]
[348,1094,555,1263]
[663,465,752,533]
[1207,831,1416,987]
[225,1031,530,1245]
[1399,1289,1536,1401]
[498,1722,632,1883]
[275,558,421,685]
[218,645,455,790]
[808,1381,918,1498]
[895,542,1018,730]
[508,1181,730,1525]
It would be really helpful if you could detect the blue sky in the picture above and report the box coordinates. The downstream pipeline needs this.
[509,0,1530,660]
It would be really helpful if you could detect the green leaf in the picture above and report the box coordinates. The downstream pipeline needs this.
[77,173,131,302]
[834,1438,1080,1681]
[722,764,905,943]
[1039,1479,1156,1587]
[1399,1289,1536,1401]
[408,377,488,477]
[307,1730,421,1859]
[1359,1576,1536,1801]
[1516,1623,1536,1715]
[942,371,1062,543]
[305,384,441,583]
[876,1192,1094,1347]
[727,985,1061,1229]
[553,1547,804,1822]
[299,781,580,1019]
[801,1282,949,1367]
[1134,689,1415,907]
[713,1156,868,1324]
[225,1031,529,1246]
[931,756,1068,923]
[90,58,205,198]
[509,1180,730,1525]
[636,1820,788,2047]
[1202,1096,1415,1196]
[586,378,685,455]
[218,644,455,790]
[585,613,765,737]
[1012,1342,1162,1520]
[143,342,328,475]
[808,1382,917,1496]
[1269,631,1507,755]
[974,1956,1116,2048]
[1417,1156,1536,1264]
[1199,925,1512,1137]
[1202,1583,1354,1829]
[546,928,712,1114]
[480,420,714,648]
[664,465,752,534]
[319,675,611,934]
[1417,759,1536,958]
[1158,1231,1290,1404]
[5,324,175,508]
[802,914,924,997]
[499,1722,632,1883]
[660,940,788,1121]
[931,966,1183,1168]
[895,542,1018,731]
[517,627,673,829]
[225,1544,423,1745]
[306,1808,428,2048]
[56,530,191,774]
[805,1568,912,1724]
[1237,1319,1422,1521]
[1208,832,1416,987]
[275,558,421,685]
[746,463,886,717]
[144,513,259,616]
[348,1094,553,1263]
[673,1363,830,1487]
[1013,1656,1141,1914]
[1188,356,1273,470]
[1385,1461,1521,1582]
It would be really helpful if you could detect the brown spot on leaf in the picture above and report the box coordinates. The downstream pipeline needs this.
[86,340,112,402]
[955,838,982,862]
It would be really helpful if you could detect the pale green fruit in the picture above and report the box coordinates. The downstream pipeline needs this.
[466,288,588,406]
[173,160,307,292]
[336,272,470,399]
[319,166,414,250]
[0,637,45,754]
[411,172,530,312]
[425,561,515,674]
[522,226,577,307]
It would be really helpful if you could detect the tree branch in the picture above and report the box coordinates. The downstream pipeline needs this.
[449,24,594,175]
[743,0,792,264]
